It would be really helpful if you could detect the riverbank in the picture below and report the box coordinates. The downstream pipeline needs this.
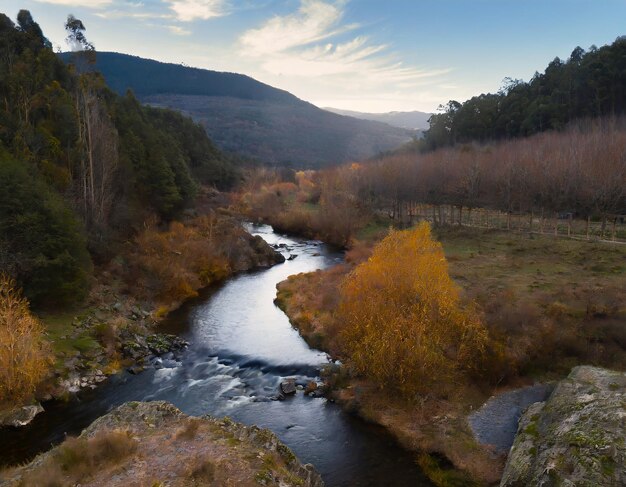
[276,274,503,486]
[275,225,626,485]
[1,225,436,486]
[1,211,285,427]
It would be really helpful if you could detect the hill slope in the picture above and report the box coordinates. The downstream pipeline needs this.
[323,107,431,131]
[71,52,413,167]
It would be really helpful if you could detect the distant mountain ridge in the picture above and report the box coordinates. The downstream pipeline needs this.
[63,52,413,167]
[324,107,432,130]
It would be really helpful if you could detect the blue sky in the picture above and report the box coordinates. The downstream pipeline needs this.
[3,0,625,112]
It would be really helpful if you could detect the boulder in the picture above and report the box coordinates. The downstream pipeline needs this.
[280,378,297,395]
[501,366,626,486]
[0,403,44,428]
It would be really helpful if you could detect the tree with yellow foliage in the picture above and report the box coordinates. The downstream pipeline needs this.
[0,274,51,404]
[338,222,488,397]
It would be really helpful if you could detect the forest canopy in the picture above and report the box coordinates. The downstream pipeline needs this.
[0,10,236,307]
[425,37,626,149]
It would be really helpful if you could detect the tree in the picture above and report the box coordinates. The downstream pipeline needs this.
[64,15,94,55]
[64,16,120,230]
[338,223,488,397]
[0,158,92,307]
[16,9,50,49]
[0,273,51,403]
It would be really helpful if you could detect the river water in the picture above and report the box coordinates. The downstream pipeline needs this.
[1,224,432,486]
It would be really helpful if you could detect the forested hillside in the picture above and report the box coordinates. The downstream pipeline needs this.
[425,36,626,148]
[323,108,431,131]
[77,52,413,167]
[0,11,235,307]
[60,51,301,104]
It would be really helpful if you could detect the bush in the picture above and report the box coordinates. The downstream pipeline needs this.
[188,456,216,482]
[338,222,489,397]
[56,429,137,476]
[0,274,51,403]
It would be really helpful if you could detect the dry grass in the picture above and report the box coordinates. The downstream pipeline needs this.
[435,226,626,379]
[19,429,137,486]
[188,455,216,483]
[175,418,202,440]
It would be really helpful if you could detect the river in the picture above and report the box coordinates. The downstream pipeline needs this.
[1,223,432,486]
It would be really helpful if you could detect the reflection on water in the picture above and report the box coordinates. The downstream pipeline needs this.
[0,224,432,486]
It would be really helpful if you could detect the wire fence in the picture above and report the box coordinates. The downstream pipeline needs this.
[394,203,626,244]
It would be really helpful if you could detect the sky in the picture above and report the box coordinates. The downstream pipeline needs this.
[3,0,626,112]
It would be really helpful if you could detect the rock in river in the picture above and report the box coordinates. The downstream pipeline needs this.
[0,403,44,428]
[280,378,297,395]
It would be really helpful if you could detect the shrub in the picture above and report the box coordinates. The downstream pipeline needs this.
[175,418,201,440]
[55,429,137,478]
[0,274,51,403]
[188,456,216,483]
[338,222,489,397]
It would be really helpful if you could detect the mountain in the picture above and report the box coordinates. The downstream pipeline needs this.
[67,52,413,167]
[323,108,432,131]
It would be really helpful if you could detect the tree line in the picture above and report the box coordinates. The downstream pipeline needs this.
[0,11,237,307]
[425,37,626,149]
[351,117,625,233]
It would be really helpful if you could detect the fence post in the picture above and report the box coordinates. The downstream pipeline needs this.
[568,214,572,237]
[612,217,616,241]
[554,213,558,236]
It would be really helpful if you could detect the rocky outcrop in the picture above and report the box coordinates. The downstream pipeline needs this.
[232,233,286,271]
[120,332,188,362]
[0,403,43,428]
[501,366,626,486]
[0,401,324,487]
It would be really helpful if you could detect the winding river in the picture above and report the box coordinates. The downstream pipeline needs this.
[1,224,432,486]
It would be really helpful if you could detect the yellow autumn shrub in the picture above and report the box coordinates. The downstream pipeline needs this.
[0,274,51,403]
[338,222,488,396]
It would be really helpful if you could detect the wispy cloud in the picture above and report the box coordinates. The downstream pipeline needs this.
[94,10,173,20]
[167,24,192,35]
[34,0,113,6]
[237,0,450,111]
[240,0,354,55]
[164,0,229,22]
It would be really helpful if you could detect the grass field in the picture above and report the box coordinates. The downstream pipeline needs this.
[435,226,626,378]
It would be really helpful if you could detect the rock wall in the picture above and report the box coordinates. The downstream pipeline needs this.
[501,366,625,486]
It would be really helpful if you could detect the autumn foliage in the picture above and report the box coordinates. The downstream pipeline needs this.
[0,274,51,403]
[128,215,231,305]
[338,223,488,396]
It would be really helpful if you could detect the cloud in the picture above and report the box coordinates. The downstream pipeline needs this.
[240,0,353,56]
[237,0,450,111]
[94,10,173,20]
[164,0,228,22]
[167,24,192,35]
[34,0,113,6]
